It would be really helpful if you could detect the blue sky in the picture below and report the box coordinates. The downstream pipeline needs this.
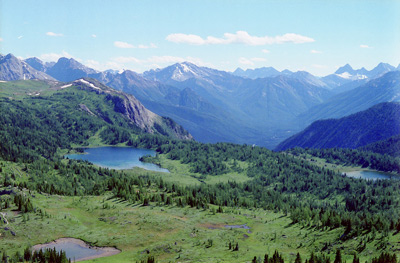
[1,0,399,76]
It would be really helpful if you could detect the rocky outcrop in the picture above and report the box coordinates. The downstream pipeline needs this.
[72,78,193,140]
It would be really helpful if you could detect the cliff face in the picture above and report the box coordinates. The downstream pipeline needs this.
[72,78,193,140]
[110,94,157,133]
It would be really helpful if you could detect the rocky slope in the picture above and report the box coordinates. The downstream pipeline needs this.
[70,78,193,140]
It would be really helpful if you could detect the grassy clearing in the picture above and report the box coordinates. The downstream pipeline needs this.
[290,153,388,174]
[1,187,398,262]
[0,80,56,100]
[131,154,252,187]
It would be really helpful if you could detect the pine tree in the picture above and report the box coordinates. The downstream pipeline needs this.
[295,252,302,263]
[334,249,342,263]
[352,253,360,263]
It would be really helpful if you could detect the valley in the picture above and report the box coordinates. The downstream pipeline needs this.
[0,60,399,262]
[2,1,400,262]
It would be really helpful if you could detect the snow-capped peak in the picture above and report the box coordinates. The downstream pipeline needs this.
[336,72,352,79]
[335,72,368,80]
[171,62,200,81]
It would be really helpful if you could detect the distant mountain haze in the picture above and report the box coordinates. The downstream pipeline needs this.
[3,53,396,148]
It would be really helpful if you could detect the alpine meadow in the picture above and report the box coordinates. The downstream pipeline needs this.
[0,1,400,263]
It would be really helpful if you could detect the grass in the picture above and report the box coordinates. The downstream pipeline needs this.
[128,154,252,187]
[0,80,57,100]
[1,186,399,262]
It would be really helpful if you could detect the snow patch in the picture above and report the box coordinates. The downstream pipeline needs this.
[336,72,352,79]
[77,79,101,90]
[60,84,72,89]
[336,72,368,80]
[355,74,367,80]
[389,93,400,102]
[171,63,199,81]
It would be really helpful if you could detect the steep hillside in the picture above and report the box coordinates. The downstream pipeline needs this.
[298,71,400,127]
[234,75,332,128]
[0,79,192,161]
[359,134,400,157]
[276,102,400,150]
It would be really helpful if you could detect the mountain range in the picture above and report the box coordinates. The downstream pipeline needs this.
[298,71,400,125]
[0,54,54,81]
[1,53,399,148]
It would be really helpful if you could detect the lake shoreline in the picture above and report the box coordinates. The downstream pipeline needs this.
[65,146,169,173]
[31,237,121,262]
[343,170,400,180]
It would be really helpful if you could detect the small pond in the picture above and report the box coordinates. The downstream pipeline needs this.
[344,170,399,180]
[65,147,169,172]
[224,224,250,229]
[32,238,120,262]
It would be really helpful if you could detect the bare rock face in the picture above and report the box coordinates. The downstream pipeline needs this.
[110,93,157,133]
[0,54,55,81]
[72,78,193,140]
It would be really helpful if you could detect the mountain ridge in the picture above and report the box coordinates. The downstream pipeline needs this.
[0,54,54,81]
[276,102,400,151]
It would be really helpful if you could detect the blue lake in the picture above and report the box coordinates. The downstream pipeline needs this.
[37,242,103,261]
[345,170,399,180]
[65,147,169,172]
[32,238,120,261]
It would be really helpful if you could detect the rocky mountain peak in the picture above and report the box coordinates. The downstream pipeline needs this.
[0,53,55,81]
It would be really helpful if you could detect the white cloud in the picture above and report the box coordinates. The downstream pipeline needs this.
[46,32,63,37]
[114,41,134,48]
[147,56,185,64]
[0,38,3,41]
[114,41,156,49]
[138,43,157,49]
[239,57,267,65]
[312,64,328,69]
[360,44,371,48]
[310,49,322,54]
[239,57,254,65]
[39,51,74,62]
[251,57,267,62]
[113,56,142,63]
[108,55,212,72]
[18,36,23,39]
[113,55,185,64]
[85,59,101,69]
[166,33,205,45]
[92,34,97,38]
[262,49,270,53]
[166,31,314,45]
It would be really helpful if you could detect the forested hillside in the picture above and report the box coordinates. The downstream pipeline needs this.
[276,102,400,151]
[0,79,190,162]
[0,80,399,262]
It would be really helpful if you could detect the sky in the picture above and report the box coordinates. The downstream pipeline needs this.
[1,0,399,76]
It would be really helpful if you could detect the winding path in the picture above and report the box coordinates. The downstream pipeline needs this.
[0,212,9,225]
